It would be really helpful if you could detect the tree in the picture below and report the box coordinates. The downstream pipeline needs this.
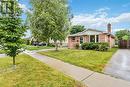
[28,0,70,51]
[0,0,26,68]
[49,0,70,51]
[115,30,130,40]
[116,30,130,48]
[122,35,129,40]
[70,25,85,34]
[27,0,56,45]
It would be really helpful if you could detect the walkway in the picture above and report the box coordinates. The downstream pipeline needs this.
[104,49,130,81]
[25,51,130,87]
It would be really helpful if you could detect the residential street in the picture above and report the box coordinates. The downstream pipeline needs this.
[104,49,130,81]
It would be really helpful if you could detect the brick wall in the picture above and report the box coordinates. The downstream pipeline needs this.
[99,34,106,42]
[111,37,115,47]
[68,36,80,48]
[68,34,115,48]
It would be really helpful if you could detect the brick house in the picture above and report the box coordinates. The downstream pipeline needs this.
[68,23,115,48]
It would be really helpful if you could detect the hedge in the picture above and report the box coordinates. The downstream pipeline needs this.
[81,42,109,51]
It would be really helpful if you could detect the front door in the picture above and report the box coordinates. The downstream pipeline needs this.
[80,37,83,44]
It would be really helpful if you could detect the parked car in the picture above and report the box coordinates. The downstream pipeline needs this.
[33,42,46,46]
[38,42,46,46]
[33,42,39,46]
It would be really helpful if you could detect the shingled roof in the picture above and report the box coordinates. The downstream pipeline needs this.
[69,28,115,38]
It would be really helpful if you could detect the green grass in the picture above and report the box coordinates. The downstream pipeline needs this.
[39,48,118,73]
[26,45,53,51]
[0,45,53,53]
[0,54,84,87]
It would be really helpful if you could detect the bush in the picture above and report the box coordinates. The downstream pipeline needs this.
[81,42,109,51]
[48,43,55,47]
[75,43,80,49]
[81,43,88,50]
[97,43,109,51]
[81,42,99,50]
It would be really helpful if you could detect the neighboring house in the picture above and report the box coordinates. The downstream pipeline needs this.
[28,36,68,47]
[49,38,68,47]
[68,23,115,48]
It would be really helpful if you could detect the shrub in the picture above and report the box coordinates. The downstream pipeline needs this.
[48,43,55,47]
[81,43,88,50]
[98,42,109,51]
[93,43,99,50]
[81,42,95,50]
[81,42,109,51]
[87,43,94,49]
[81,43,87,50]
[81,42,98,50]
[75,43,80,49]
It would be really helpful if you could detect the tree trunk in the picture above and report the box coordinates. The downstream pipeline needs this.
[60,41,62,48]
[13,56,15,65]
[13,56,16,69]
[56,43,58,51]
[46,39,50,46]
[54,41,58,51]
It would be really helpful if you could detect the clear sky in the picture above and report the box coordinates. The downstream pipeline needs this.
[19,0,130,37]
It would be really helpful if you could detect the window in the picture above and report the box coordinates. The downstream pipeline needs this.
[80,37,83,44]
[89,35,99,43]
[90,35,95,42]
[72,37,75,41]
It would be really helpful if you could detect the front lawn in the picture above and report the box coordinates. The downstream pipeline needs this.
[0,54,83,87]
[26,45,53,51]
[39,48,118,73]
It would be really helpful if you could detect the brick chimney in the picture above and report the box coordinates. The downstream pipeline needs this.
[107,23,112,33]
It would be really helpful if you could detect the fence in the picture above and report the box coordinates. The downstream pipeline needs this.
[119,40,130,49]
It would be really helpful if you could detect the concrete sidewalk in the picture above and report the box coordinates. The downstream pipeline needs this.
[26,52,130,87]
[24,48,66,54]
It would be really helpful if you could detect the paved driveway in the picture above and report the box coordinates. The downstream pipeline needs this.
[104,49,130,81]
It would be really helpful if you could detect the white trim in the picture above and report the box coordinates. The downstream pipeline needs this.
[83,36,85,43]
[95,35,97,43]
